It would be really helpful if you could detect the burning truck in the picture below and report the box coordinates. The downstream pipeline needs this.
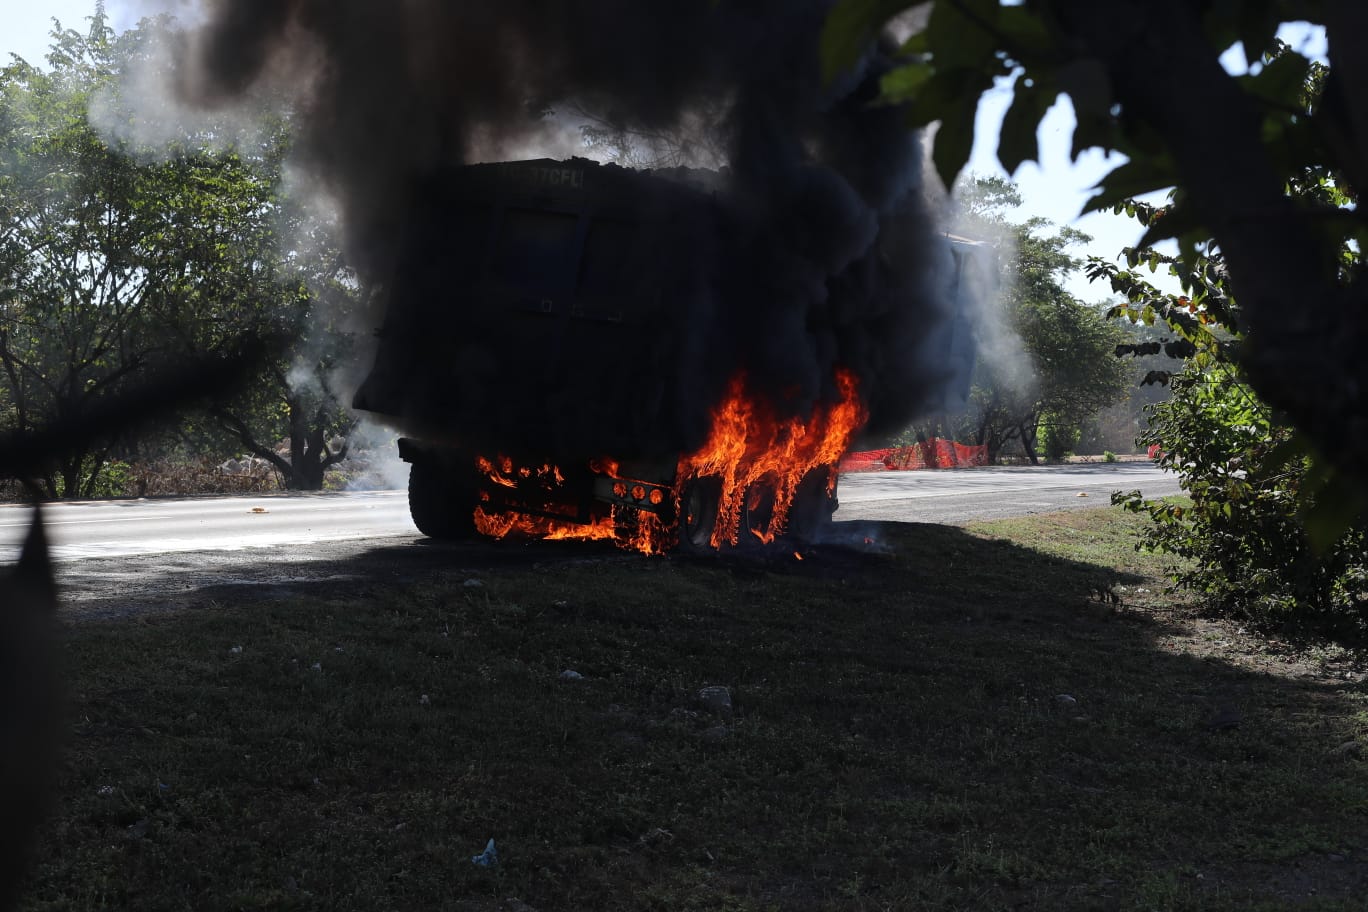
[352,157,981,554]
[154,1,988,555]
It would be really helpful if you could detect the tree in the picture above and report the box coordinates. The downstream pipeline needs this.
[0,12,359,494]
[205,235,362,492]
[0,15,257,496]
[928,176,1127,463]
[183,177,361,491]
[1075,319,1182,455]
[822,0,1368,494]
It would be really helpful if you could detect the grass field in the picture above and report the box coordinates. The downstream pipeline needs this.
[20,508,1368,911]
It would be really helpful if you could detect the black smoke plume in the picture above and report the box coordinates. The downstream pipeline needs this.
[170,1,967,457]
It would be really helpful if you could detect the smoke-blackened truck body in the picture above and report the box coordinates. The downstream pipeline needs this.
[353,157,727,545]
[353,157,979,549]
[356,158,720,458]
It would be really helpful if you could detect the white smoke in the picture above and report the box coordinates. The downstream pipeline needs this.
[341,418,410,491]
[87,17,284,159]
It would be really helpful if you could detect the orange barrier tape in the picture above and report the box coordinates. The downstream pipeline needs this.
[839,439,989,472]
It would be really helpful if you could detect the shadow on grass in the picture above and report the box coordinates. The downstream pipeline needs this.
[27,518,1368,911]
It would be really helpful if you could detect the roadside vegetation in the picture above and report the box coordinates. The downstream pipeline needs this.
[21,508,1368,911]
[1091,47,1366,645]
[0,12,359,497]
[1099,210,1368,644]
[823,2,1368,643]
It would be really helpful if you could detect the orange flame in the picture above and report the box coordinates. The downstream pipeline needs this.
[470,368,865,553]
[473,506,618,541]
[471,455,670,553]
[473,504,670,553]
[676,369,866,547]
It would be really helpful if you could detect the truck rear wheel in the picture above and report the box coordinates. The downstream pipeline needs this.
[739,472,780,544]
[785,467,838,543]
[677,475,722,553]
[408,461,477,540]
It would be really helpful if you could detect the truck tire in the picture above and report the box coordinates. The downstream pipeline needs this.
[677,475,722,553]
[408,461,477,540]
[786,467,838,543]
[739,472,780,544]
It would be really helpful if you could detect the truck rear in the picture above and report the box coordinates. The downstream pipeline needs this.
[354,159,757,549]
[353,158,980,551]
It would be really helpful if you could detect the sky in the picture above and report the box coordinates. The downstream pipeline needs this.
[0,1,1330,302]
[1,0,179,59]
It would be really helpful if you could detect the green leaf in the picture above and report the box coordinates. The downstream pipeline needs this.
[1301,464,1368,554]
[1202,0,1281,64]
[995,6,1054,58]
[1238,49,1311,107]
[926,0,1000,70]
[1237,4,1283,64]
[821,0,913,83]
[1131,202,1205,252]
[880,61,935,104]
[1054,58,1112,120]
[996,81,1049,174]
[1082,156,1181,216]
[899,30,930,56]
[932,90,981,190]
[1071,112,1117,161]
[895,64,994,139]
[1262,432,1311,475]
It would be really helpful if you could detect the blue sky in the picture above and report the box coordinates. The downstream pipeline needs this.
[2,0,167,62]
[3,1,1329,303]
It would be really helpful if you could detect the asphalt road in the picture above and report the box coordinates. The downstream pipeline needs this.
[0,462,1181,564]
[0,463,1183,613]
[833,461,1182,524]
[0,490,413,562]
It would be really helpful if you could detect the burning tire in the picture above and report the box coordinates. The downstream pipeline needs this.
[407,460,477,540]
[786,467,838,543]
[739,468,835,545]
[677,475,722,552]
[739,472,780,544]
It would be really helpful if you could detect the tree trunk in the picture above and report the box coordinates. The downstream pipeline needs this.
[282,398,349,490]
[1020,424,1039,466]
[213,397,350,493]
